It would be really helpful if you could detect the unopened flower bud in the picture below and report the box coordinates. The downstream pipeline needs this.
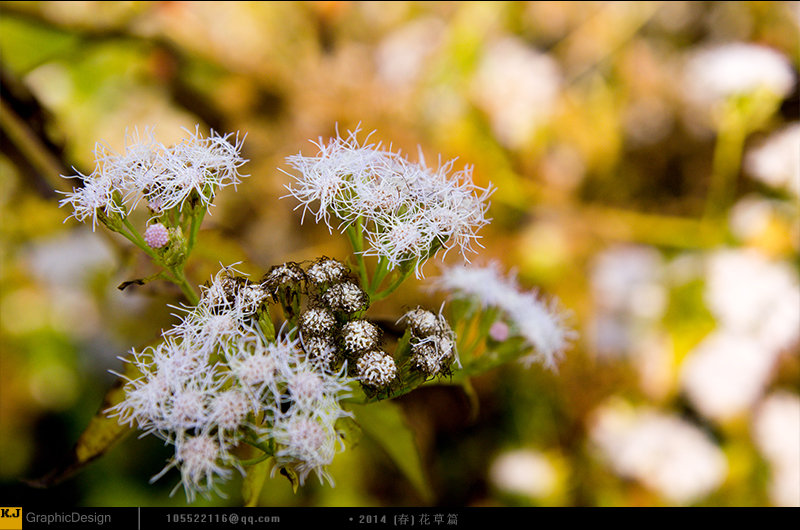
[357,350,397,388]
[300,307,337,337]
[144,223,170,248]
[342,320,380,355]
[307,258,349,286]
[323,282,368,313]
[489,321,510,342]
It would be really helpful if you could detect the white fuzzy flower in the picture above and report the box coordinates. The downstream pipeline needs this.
[154,434,232,503]
[109,264,358,502]
[209,388,254,434]
[283,127,493,275]
[58,169,125,231]
[169,306,243,355]
[227,336,285,403]
[147,126,247,213]
[271,406,348,486]
[281,353,352,413]
[433,262,574,369]
[107,347,173,431]
[60,126,247,225]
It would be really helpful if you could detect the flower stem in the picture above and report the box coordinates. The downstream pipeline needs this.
[704,104,747,220]
[170,268,200,305]
[187,205,205,255]
[371,261,415,301]
[345,218,369,289]
[368,256,391,297]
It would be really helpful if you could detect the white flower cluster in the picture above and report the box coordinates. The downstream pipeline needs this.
[589,399,728,505]
[283,127,494,275]
[60,126,247,230]
[432,262,573,369]
[680,249,799,422]
[108,267,352,501]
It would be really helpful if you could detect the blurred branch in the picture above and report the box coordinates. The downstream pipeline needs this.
[555,1,665,87]
[570,204,724,249]
[0,5,233,132]
[0,91,70,193]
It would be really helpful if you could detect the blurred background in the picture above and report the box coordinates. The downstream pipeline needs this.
[0,1,798,507]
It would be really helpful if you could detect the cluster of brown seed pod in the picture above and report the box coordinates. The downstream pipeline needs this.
[201,258,457,394]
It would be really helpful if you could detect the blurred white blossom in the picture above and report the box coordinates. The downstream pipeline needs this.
[488,449,558,499]
[375,17,444,89]
[588,245,666,358]
[704,249,800,356]
[680,330,775,422]
[728,196,776,241]
[472,37,562,148]
[745,123,800,197]
[589,400,727,504]
[753,392,800,507]
[683,42,795,105]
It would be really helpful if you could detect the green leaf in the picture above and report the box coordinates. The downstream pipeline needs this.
[336,415,363,448]
[348,401,433,503]
[242,457,271,507]
[25,360,139,488]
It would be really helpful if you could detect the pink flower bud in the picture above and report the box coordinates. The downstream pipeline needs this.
[144,223,169,248]
[489,321,510,342]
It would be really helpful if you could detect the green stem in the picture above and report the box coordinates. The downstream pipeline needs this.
[345,218,369,288]
[371,261,416,301]
[704,104,746,220]
[187,205,205,255]
[369,256,391,296]
[170,267,200,305]
[117,216,199,304]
